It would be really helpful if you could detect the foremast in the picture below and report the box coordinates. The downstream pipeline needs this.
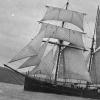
[54,1,69,83]
[86,32,95,87]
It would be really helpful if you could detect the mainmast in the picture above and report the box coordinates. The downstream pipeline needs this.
[87,6,99,86]
[88,6,99,72]
[54,1,69,83]
[86,33,95,87]
[88,35,95,72]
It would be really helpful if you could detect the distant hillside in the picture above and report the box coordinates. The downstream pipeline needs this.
[0,67,25,85]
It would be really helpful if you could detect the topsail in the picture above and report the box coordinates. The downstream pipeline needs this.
[41,23,85,48]
[41,6,86,30]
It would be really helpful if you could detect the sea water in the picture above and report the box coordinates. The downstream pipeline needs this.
[0,82,96,100]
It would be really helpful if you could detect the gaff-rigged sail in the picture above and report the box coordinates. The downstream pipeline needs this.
[18,39,49,69]
[90,7,100,84]
[58,46,91,82]
[41,22,85,48]
[90,49,100,84]
[41,6,86,30]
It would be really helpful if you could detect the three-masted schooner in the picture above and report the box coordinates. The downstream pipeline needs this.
[4,1,100,99]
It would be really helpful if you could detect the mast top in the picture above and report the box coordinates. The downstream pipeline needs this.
[66,0,69,6]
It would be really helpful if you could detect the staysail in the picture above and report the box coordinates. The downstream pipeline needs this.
[9,31,45,63]
[19,39,49,69]
[41,6,86,30]
[58,46,91,82]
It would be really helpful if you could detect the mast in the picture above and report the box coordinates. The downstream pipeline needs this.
[86,33,95,87]
[88,35,95,72]
[88,6,100,72]
[54,1,69,83]
[87,6,99,86]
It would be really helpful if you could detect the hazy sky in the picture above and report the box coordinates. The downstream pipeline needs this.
[0,0,100,67]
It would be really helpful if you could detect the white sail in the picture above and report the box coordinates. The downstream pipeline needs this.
[96,6,100,49]
[18,40,49,69]
[41,6,86,30]
[90,49,100,84]
[60,47,91,82]
[32,49,54,77]
[41,23,85,48]
[9,26,46,63]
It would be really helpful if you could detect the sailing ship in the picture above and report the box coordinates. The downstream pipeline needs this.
[4,0,100,99]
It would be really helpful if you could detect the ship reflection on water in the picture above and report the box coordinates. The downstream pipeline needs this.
[0,82,96,100]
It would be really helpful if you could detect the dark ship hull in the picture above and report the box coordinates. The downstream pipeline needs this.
[24,75,100,99]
